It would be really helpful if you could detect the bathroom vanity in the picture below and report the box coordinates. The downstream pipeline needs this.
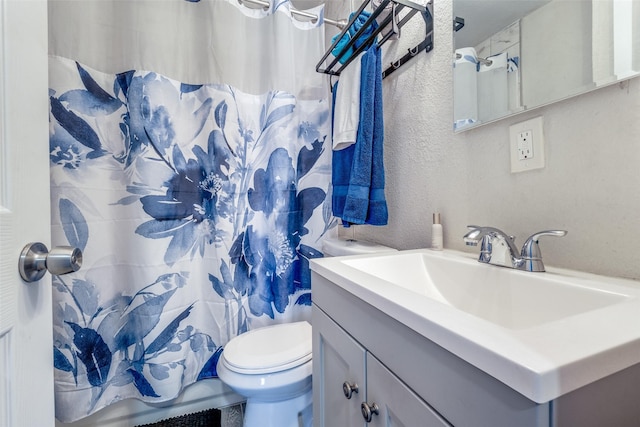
[310,250,640,427]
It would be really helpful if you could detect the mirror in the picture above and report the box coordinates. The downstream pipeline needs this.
[453,0,640,132]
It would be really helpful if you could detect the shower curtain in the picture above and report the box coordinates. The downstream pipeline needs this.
[478,52,508,123]
[454,48,519,129]
[48,0,332,422]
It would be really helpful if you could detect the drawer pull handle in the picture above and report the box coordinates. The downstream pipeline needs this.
[361,402,379,422]
[342,381,359,399]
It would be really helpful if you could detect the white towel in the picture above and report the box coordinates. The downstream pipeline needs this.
[372,0,399,40]
[333,51,365,150]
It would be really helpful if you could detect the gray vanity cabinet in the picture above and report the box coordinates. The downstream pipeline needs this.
[311,271,551,427]
[313,305,451,427]
[311,269,640,427]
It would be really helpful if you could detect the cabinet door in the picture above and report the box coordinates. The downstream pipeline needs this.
[313,305,366,427]
[365,354,452,427]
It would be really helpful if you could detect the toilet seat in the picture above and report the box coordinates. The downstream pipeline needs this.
[222,321,312,375]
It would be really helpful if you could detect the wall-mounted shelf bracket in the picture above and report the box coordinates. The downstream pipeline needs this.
[316,0,434,80]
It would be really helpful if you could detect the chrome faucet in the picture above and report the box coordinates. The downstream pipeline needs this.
[463,225,567,272]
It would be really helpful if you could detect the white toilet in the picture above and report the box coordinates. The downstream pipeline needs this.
[217,321,313,427]
[321,236,398,257]
[217,237,395,427]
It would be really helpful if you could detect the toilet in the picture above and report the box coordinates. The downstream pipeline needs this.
[321,236,398,257]
[217,321,313,427]
[217,237,395,427]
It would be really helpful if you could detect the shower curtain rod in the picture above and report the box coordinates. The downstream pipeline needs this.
[239,0,348,28]
[456,52,493,66]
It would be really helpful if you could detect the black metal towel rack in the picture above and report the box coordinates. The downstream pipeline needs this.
[315,0,433,80]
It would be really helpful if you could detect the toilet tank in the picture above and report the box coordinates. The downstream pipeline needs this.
[322,237,397,257]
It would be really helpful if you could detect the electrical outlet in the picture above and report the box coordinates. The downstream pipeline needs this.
[517,130,533,160]
[510,117,544,173]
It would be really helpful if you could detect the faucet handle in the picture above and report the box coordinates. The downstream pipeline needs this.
[530,230,568,238]
[520,230,567,272]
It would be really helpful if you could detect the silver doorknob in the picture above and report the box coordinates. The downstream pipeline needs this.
[361,401,379,422]
[342,381,359,399]
[18,242,83,283]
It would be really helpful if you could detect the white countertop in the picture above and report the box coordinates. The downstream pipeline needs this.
[310,249,640,403]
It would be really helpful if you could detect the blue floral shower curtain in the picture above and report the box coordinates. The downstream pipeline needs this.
[48,0,332,422]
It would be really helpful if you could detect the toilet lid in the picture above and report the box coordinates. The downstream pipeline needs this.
[223,321,312,374]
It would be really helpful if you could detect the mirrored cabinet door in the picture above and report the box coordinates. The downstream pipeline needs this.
[453,0,640,132]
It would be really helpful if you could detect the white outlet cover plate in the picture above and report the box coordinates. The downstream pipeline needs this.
[509,116,545,173]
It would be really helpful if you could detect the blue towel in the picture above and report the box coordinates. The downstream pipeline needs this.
[331,11,378,65]
[332,46,388,226]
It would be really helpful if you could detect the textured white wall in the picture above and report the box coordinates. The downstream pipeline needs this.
[344,0,640,280]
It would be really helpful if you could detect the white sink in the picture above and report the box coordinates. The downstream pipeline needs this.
[310,249,640,404]
[342,252,630,330]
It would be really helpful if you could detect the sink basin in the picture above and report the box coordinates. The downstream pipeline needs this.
[310,249,640,404]
[342,252,630,330]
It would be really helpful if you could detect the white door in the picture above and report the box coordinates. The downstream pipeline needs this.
[0,1,54,426]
